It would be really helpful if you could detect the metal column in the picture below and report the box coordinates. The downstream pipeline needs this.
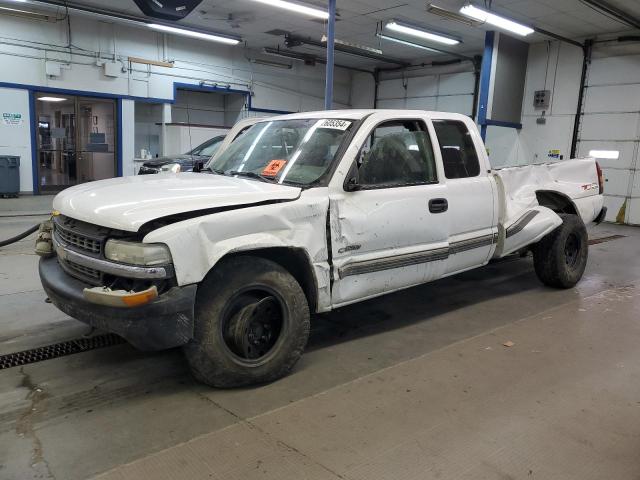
[324,0,336,110]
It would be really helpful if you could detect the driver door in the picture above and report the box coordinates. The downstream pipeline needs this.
[329,117,450,307]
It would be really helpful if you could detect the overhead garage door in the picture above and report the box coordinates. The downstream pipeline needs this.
[576,51,640,225]
[376,71,476,116]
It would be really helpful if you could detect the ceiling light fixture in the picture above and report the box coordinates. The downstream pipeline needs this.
[148,24,240,44]
[0,5,52,20]
[37,96,68,102]
[426,4,479,26]
[459,4,534,36]
[321,35,383,55]
[249,58,293,69]
[247,0,328,19]
[263,47,308,63]
[376,33,442,53]
[385,20,460,45]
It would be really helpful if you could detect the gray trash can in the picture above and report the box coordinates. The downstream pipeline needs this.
[0,156,20,198]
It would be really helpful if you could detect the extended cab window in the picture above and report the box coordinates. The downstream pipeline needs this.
[432,120,481,179]
[357,120,437,188]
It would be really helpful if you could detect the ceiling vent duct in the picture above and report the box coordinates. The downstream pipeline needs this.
[132,0,203,21]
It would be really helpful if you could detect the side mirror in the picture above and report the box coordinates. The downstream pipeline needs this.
[344,162,362,192]
[193,161,204,173]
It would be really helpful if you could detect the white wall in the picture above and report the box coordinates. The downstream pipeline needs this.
[350,72,376,108]
[375,63,477,115]
[484,41,584,168]
[0,13,354,192]
[163,125,230,156]
[0,88,32,193]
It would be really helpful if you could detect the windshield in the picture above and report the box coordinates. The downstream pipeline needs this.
[208,118,353,185]
[189,136,225,156]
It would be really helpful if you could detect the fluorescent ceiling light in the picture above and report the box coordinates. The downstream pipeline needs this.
[250,58,293,69]
[427,4,478,26]
[459,5,534,36]
[37,96,67,102]
[377,34,442,53]
[385,20,460,45]
[589,150,619,159]
[247,0,328,19]
[148,24,240,45]
[321,35,383,55]
[0,5,51,20]
[263,48,307,63]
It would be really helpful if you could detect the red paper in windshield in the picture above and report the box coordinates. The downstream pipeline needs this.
[262,159,287,177]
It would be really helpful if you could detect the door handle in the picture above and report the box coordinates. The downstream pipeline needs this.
[429,198,448,213]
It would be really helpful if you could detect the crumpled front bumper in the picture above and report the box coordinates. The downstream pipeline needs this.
[39,256,197,351]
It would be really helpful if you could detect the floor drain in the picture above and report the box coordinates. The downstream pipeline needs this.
[0,334,125,370]
[588,234,626,245]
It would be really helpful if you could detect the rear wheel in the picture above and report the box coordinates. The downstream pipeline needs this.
[532,213,588,288]
[184,256,310,387]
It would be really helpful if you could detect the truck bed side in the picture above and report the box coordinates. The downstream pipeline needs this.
[492,157,604,258]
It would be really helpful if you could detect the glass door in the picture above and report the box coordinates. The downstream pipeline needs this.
[76,97,116,184]
[35,93,117,193]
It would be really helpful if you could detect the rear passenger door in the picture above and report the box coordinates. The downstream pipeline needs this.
[432,119,497,275]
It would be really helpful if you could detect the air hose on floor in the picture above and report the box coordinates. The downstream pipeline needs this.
[0,224,40,248]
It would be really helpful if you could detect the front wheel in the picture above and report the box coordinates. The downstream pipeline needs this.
[184,256,310,387]
[532,213,588,288]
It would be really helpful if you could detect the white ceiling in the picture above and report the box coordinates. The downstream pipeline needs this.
[72,0,640,66]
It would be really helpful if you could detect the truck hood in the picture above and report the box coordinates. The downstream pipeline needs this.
[53,173,302,232]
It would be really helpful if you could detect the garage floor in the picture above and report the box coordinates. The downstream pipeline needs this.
[1,209,639,480]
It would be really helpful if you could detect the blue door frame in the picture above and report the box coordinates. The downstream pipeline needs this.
[3,79,295,194]
[476,31,523,142]
[27,87,127,195]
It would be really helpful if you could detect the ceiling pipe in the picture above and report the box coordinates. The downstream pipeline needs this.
[285,34,410,67]
[2,0,240,42]
[262,47,374,74]
[580,0,640,30]
[532,26,583,49]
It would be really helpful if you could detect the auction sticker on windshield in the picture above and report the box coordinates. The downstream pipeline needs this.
[319,119,351,130]
[262,159,287,177]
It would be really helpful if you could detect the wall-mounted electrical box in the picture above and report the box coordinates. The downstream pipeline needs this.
[103,62,121,78]
[45,61,62,77]
[533,89,551,109]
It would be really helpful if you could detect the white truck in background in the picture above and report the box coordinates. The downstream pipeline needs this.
[38,110,606,387]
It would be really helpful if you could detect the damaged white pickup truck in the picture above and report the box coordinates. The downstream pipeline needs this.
[38,110,606,387]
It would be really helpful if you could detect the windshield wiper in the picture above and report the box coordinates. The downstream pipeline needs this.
[225,170,277,183]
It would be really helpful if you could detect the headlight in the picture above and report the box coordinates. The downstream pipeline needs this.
[160,163,181,173]
[105,240,172,266]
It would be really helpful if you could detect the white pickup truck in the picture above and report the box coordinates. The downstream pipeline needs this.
[38,109,606,387]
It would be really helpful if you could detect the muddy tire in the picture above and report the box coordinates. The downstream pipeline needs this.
[532,213,588,289]
[184,256,310,388]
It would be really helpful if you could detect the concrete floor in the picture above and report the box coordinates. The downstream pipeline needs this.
[0,211,639,480]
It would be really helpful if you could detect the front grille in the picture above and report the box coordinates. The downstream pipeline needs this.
[53,215,108,256]
[55,226,101,254]
[59,258,102,285]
